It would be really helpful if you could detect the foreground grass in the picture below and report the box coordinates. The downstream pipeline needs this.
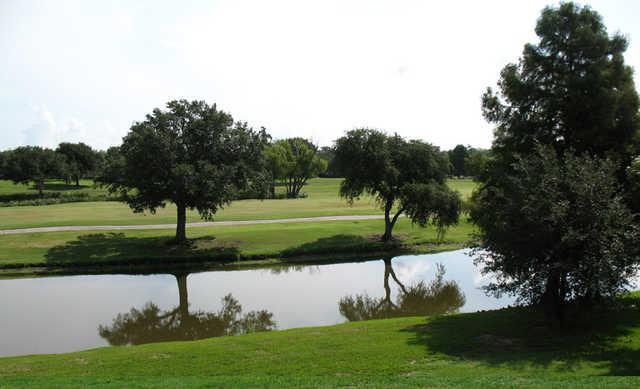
[1,293,639,388]
[0,178,476,230]
[0,218,474,274]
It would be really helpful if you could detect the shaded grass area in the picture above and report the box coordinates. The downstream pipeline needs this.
[1,293,639,387]
[0,218,474,274]
[0,178,476,229]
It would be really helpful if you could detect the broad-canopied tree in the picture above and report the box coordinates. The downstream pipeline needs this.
[98,100,269,243]
[264,138,326,198]
[471,147,640,319]
[334,129,461,241]
[3,146,64,196]
[56,142,100,186]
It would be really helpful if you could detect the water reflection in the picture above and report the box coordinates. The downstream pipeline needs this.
[339,258,465,321]
[98,272,276,346]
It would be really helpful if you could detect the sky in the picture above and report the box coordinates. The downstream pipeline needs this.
[1,0,639,151]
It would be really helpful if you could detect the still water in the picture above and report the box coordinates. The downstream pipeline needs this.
[0,250,514,357]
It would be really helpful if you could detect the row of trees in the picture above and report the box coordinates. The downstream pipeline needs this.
[0,143,101,195]
[95,100,461,243]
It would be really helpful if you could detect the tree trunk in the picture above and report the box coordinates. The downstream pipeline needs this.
[175,203,187,244]
[382,200,403,242]
[542,269,564,321]
[382,200,394,241]
[36,180,44,198]
[75,176,80,187]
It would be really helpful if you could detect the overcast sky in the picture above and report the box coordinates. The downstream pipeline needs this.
[1,0,639,151]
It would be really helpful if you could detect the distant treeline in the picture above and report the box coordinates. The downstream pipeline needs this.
[0,138,487,202]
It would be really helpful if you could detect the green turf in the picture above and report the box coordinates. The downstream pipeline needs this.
[1,293,638,388]
[0,178,476,230]
[0,218,474,271]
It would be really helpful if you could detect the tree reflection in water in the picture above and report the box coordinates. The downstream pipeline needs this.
[339,258,466,321]
[99,272,276,346]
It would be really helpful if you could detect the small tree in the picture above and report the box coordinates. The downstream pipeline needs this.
[448,145,468,177]
[464,148,490,180]
[56,142,100,186]
[334,129,461,241]
[3,146,64,196]
[265,138,326,198]
[471,146,640,319]
[99,100,269,243]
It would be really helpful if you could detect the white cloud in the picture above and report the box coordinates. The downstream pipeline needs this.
[2,0,639,151]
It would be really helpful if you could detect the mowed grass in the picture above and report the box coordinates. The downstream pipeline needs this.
[0,218,474,270]
[0,178,476,230]
[1,293,639,388]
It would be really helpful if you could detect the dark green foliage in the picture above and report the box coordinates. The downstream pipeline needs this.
[628,157,640,211]
[471,146,640,318]
[448,145,468,177]
[317,146,339,178]
[482,2,639,164]
[0,151,7,180]
[473,2,640,319]
[55,142,100,186]
[0,191,118,207]
[3,146,64,196]
[264,138,326,198]
[334,129,461,241]
[98,100,269,243]
[464,148,490,179]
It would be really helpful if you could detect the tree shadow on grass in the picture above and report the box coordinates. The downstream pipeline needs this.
[280,234,398,258]
[38,183,91,191]
[402,294,640,375]
[44,233,240,268]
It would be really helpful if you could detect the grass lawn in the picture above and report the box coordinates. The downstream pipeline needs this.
[1,292,638,387]
[0,178,476,230]
[0,218,474,274]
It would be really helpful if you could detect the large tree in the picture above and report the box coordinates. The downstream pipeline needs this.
[471,147,640,319]
[473,2,640,319]
[56,142,99,186]
[334,129,461,241]
[264,138,326,198]
[3,146,64,196]
[99,100,269,243]
[482,2,639,164]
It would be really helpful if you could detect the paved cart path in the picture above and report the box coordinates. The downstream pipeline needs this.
[0,215,386,235]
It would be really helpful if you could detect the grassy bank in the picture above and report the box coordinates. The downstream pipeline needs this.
[0,178,476,229]
[0,218,473,276]
[1,293,639,387]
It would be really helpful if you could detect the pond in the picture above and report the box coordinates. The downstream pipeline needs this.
[0,250,514,357]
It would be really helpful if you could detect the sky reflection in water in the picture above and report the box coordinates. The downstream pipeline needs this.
[0,250,516,357]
